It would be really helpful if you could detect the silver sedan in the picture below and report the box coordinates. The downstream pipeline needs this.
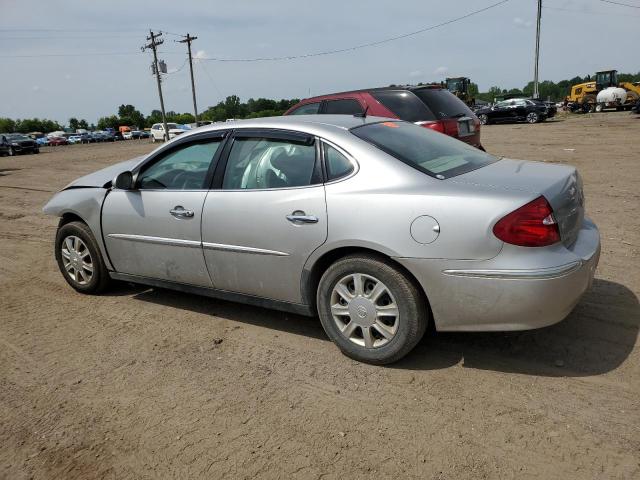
[44,115,600,364]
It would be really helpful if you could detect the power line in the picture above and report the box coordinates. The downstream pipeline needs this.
[598,0,640,8]
[198,0,511,62]
[543,4,640,17]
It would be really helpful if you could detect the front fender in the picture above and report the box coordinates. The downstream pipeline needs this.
[43,188,113,270]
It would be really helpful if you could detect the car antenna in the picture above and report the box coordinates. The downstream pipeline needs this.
[354,105,369,118]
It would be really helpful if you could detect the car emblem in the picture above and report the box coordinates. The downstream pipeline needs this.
[356,305,368,318]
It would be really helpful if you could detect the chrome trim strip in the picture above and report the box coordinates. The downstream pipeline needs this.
[202,242,289,257]
[107,233,201,249]
[442,261,583,280]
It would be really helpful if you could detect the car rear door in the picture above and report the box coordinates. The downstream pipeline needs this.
[101,132,227,286]
[201,129,327,304]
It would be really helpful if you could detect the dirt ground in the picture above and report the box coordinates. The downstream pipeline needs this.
[1,111,639,479]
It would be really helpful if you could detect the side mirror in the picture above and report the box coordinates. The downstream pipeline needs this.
[113,171,134,190]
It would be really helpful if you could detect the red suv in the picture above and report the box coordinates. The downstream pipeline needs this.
[284,85,483,149]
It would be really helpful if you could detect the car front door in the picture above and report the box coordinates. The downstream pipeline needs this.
[102,133,226,286]
[489,101,509,122]
[201,129,327,304]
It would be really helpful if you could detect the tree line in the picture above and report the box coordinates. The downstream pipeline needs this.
[2,72,638,134]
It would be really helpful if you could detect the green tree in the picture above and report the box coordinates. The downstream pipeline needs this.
[117,104,145,128]
[68,117,79,131]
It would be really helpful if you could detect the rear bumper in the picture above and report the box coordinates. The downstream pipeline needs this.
[396,218,600,331]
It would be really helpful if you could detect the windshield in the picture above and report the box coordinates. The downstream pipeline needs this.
[351,121,498,179]
[8,134,31,141]
[446,79,464,92]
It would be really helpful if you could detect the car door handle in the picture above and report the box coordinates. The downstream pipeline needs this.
[286,211,318,224]
[170,206,195,218]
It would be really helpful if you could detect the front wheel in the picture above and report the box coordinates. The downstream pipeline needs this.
[478,114,489,125]
[317,254,428,365]
[526,112,539,123]
[55,221,111,294]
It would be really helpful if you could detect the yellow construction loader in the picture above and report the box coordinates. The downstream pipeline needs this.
[566,70,640,112]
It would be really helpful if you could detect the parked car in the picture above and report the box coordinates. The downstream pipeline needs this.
[48,136,68,146]
[285,85,483,149]
[43,115,599,365]
[67,135,82,145]
[139,131,151,139]
[3,133,39,155]
[0,134,10,156]
[150,123,186,142]
[36,136,50,146]
[122,131,133,140]
[475,99,550,125]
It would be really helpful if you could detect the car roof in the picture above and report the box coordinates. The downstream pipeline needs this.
[298,84,445,102]
[192,114,395,135]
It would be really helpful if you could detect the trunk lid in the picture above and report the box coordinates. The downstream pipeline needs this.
[452,158,585,246]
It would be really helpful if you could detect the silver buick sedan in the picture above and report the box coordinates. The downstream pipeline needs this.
[44,115,600,364]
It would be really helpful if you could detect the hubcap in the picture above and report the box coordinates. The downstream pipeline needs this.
[61,236,93,285]
[527,113,537,123]
[330,273,399,349]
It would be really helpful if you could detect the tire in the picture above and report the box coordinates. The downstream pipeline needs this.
[595,103,604,113]
[33,149,39,154]
[317,254,428,365]
[55,221,111,294]
[526,111,539,123]
[151,135,157,143]
[478,114,489,125]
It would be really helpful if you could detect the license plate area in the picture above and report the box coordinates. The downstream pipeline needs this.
[457,117,475,137]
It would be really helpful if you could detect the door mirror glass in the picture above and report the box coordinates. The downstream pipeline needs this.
[114,171,134,190]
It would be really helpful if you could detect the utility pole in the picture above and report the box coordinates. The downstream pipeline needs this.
[533,0,542,99]
[142,30,169,140]
[179,33,199,125]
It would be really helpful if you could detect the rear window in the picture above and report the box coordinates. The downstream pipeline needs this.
[411,88,474,119]
[370,90,435,122]
[351,121,497,179]
[323,99,363,115]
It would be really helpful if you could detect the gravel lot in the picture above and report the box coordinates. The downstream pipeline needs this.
[1,112,639,479]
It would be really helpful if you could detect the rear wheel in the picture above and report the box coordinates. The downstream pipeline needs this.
[478,114,489,125]
[317,254,427,365]
[55,221,111,294]
[526,112,539,123]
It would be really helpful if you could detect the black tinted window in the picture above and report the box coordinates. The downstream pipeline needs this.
[371,90,435,122]
[290,102,321,115]
[351,121,497,179]
[412,88,474,119]
[323,99,363,115]
[324,144,353,181]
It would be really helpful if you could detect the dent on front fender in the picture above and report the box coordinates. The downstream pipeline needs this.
[43,188,113,270]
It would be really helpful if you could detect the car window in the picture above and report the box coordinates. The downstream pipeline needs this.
[223,136,317,189]
[138,140,222,190]
[323,99,363,115]
[412,88,474,119]
[324,143,354,181]
[289,102,321,115]
[371,90,435,122]
[351,121,498,180]
[495,100,510,108]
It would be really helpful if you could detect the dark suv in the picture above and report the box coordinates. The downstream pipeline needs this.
[2,134,39,155]
[284,85,483,149]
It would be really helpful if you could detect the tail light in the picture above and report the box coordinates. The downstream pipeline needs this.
[493,196,560,247]
[416,119,459,136]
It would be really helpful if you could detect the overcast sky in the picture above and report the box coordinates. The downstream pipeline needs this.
[1,0,637,124]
